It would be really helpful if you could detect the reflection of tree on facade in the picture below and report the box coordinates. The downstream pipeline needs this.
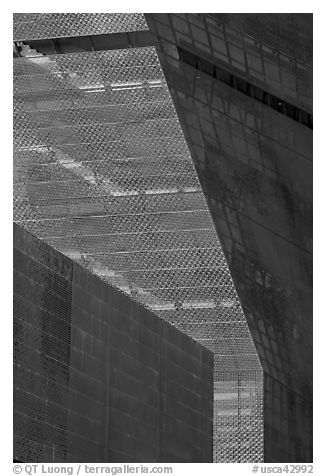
[13,13,312,463]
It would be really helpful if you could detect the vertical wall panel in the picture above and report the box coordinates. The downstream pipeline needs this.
[145,12,312,462]
[13,223,213,463]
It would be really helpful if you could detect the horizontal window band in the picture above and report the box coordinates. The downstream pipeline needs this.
[177,46,312,130]
[13,29,157,57]
[13,34,312,130]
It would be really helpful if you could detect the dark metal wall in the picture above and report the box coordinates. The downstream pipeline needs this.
[145,13,312,462]
[264,374,312,462]
[13,223,213,463]
[13,21,264,463]
[14,223,73,462]
[210,14,313,67]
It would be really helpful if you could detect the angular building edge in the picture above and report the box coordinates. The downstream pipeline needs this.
[13,222,214,463]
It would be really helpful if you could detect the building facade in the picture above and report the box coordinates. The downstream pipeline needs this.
[13,13,312,462]
[145,13,312,462]
[14,223,214,462]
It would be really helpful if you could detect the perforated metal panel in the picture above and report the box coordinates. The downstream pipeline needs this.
[13,13,148,41]
[13,43,263,462]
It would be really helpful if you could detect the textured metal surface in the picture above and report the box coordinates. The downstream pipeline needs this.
[14,224,73,462]
[209,14,313,67]
[14,223,213,463]
[145,13,312,113]
[13,13,148,41]
[13,45,263,462]
[145,12,312,462]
